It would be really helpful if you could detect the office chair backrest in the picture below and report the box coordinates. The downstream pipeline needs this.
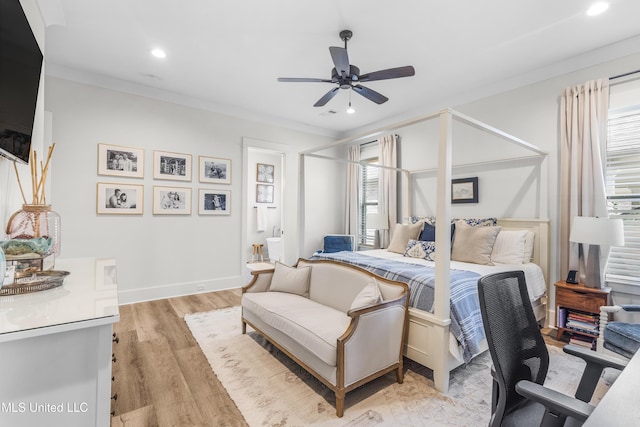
[477,271,549,425]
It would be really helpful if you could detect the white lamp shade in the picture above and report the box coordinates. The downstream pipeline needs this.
[366,213,388,230]
[569,216,625,246]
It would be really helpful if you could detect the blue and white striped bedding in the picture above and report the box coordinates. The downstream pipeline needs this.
[310,250,485,362]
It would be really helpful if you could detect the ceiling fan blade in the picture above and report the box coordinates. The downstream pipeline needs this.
[352,84,388,104]
[359,65,415,82]
[313,87,340,107]
[277,77,333,83]
[329,46,350,78]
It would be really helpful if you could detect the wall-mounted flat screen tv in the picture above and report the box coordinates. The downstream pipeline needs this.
[0,0,43,164]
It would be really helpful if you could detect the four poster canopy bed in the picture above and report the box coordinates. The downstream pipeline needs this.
[299,108,550,393]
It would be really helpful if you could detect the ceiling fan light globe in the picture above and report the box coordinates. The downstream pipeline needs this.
[346,97,355,114]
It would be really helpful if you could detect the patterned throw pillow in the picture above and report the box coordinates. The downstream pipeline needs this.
[409,216,435,225]
[455,217,497,227]
[409,216,496,227]
[404,239,436,261]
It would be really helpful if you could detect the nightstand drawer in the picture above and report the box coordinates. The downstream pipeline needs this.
[556,288,606,313]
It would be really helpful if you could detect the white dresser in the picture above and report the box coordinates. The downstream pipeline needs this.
[0,258,119,427]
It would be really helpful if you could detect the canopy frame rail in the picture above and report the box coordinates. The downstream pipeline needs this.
[300,107,549,157]
[410,154,546,176]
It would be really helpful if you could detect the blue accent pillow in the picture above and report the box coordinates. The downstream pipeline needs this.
[419,223,456,242]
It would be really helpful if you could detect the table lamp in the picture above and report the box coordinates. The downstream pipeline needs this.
[366,213,389,249]
[569,216,625,288]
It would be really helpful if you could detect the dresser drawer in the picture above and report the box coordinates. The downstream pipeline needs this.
[556,288,607,313]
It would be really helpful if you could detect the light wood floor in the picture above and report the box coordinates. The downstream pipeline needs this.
[110,289,564,426]
[110,289,248,427]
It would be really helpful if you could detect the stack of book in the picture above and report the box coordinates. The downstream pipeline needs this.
[557,307,600,349]
[565,310,599,335]
[569,334,596,349]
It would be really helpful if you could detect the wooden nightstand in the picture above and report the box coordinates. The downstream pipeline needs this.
[555,280,611,348]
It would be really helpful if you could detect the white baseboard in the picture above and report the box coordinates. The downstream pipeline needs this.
[118,275,245,305]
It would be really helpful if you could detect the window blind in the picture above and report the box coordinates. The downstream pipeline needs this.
[359,159,379,246]
[606,107,640,286]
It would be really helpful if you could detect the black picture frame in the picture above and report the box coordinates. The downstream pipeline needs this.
[451,177,478,204]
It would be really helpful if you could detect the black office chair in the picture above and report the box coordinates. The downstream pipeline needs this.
[477,271,627,427]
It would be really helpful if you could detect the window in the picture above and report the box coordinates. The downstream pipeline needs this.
[359,158,379,246]
[605,106,640,287]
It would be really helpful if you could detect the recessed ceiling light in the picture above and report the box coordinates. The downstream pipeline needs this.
[586,2,609,16]
[151,48,166,59]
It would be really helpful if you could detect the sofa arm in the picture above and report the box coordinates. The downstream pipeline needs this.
[339,298,408,387]
[242,270,274,293]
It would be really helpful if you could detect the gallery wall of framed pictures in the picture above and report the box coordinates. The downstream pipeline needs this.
[95,143,232,216]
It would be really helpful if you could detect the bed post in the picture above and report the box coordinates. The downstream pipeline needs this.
[402,169,411,221]
[432,109,454,392]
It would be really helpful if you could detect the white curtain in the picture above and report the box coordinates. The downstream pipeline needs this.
[559,79,609,278]
[345,144,360,236]
[378,134,398,248]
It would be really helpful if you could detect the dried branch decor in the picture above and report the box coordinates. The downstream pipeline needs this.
[13,143,56,205]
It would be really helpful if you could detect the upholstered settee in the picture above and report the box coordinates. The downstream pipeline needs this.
[241,258,409,417]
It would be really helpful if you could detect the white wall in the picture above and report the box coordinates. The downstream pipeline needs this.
[45,77,333,303]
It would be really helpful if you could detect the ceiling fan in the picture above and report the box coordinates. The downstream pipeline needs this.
[278,30,415,107]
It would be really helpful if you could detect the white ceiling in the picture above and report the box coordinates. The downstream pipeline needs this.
[39,0,640,138]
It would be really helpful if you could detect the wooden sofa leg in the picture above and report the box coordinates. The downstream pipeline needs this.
[335,390,345,418]
[396,365,404,384]
[241,319,246,334]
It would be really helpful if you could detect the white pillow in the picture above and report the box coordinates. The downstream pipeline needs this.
[387,222,423,254]
[451,220,501,265]
[491,229,529,264]
[524,231,535,262]
[269,262,311,297]
[350,280,382,310]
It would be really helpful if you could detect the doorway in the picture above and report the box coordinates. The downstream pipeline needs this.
[242,141,285,267]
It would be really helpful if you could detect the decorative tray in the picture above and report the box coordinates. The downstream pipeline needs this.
[0,270,70,296]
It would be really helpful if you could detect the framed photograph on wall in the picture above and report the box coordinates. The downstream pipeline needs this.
[199,189,230,215]
[153,186,192,215]
[97,143,144,178]
[451,177,478,204]
[153,150,192,181]
[256,184,274,203]
[96,182,144,214]
[256,163,274,183]
[199,156,231,184]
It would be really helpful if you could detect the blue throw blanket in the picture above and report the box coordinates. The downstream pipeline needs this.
[311,251,484,362]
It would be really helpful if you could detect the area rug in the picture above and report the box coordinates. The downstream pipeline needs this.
[185,306,614,427]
